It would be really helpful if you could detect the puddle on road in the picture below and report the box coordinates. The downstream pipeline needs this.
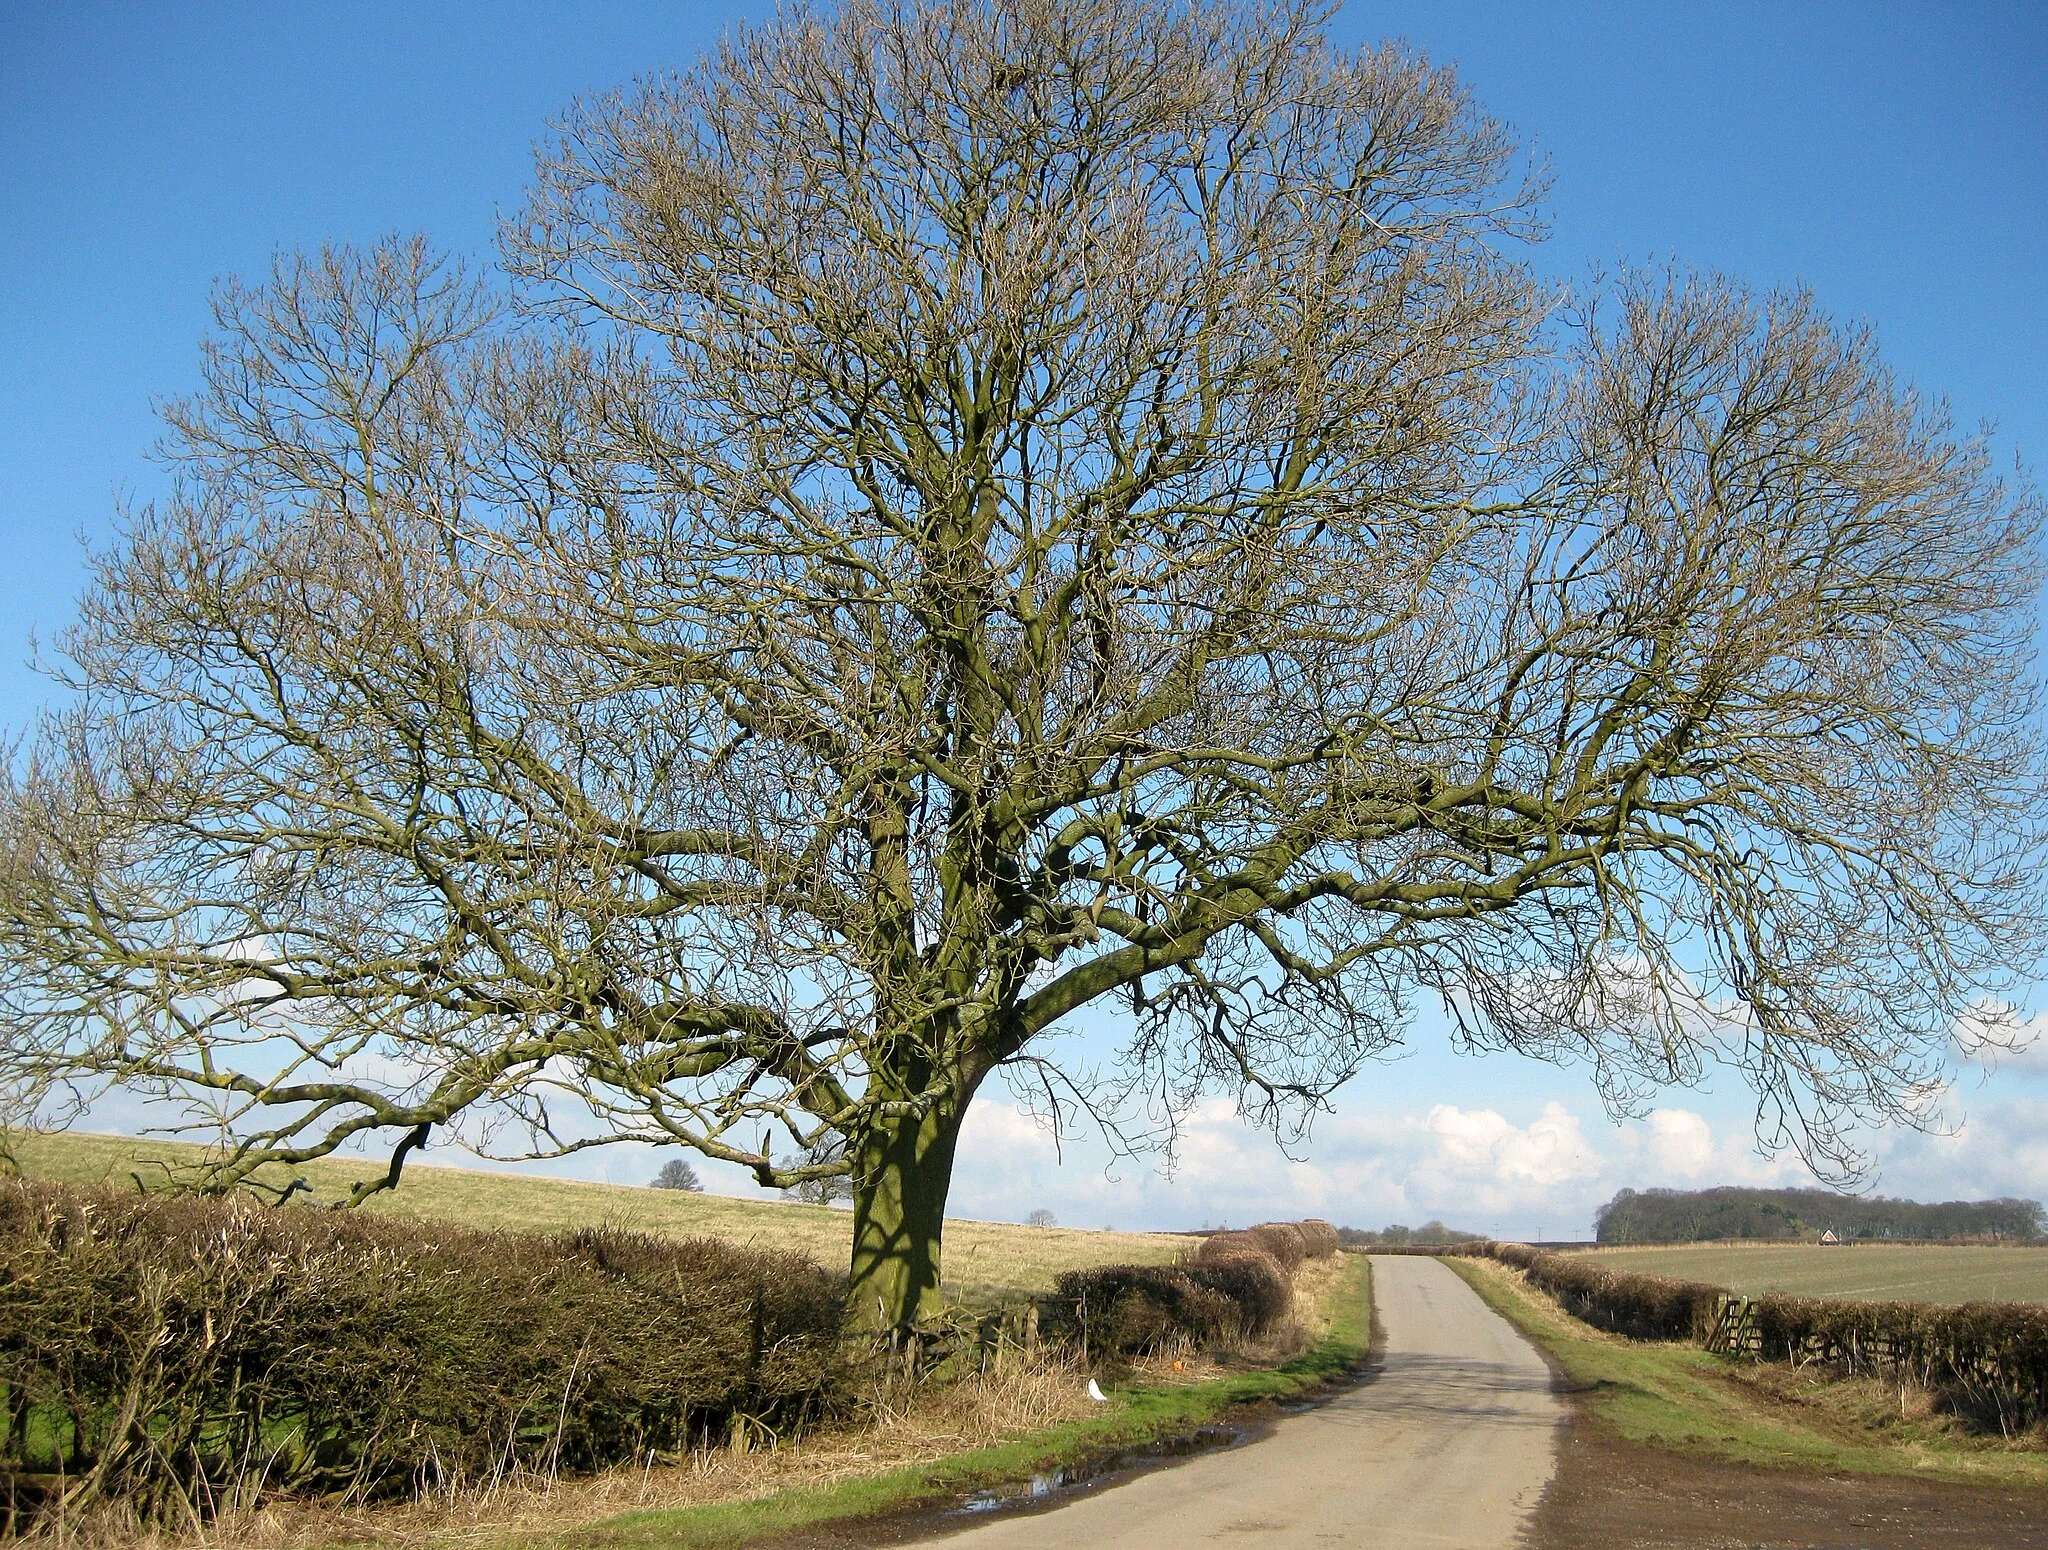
[949,1425,1246,1518]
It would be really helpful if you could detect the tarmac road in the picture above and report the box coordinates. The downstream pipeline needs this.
[937,1255,1562,1548]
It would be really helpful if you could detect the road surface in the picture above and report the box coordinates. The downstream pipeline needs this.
[939,1254,1562,1548]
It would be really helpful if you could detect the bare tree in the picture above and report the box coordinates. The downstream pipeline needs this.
[1,0,2042,1335]
[651,1158,703,1191]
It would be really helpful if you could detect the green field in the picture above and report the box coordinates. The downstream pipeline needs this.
[1577,1242,2048,1304]
[3,1129,1185,1298]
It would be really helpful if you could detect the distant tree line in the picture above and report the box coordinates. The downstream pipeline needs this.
[1336,1220,1487,1246]
[1594,1187,2044,1244]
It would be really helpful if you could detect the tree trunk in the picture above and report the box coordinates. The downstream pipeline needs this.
[846,1095,968,1336]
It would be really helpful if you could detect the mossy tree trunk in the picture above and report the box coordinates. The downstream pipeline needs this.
[845,1087,971,1336]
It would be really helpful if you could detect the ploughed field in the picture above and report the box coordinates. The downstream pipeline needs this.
[1576,1242,2048,1304]
[5,1129,1184,1299]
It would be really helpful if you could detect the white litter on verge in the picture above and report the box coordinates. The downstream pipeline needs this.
[1087,1378,1110,1402]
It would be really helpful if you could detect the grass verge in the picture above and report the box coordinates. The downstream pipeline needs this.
[1441,1253,2048,1490]
[503,1255,1373,1550]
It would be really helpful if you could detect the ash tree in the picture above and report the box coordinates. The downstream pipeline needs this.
[1,0,2042,1334]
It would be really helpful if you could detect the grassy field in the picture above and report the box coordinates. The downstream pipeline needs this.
[3,1129,1186,1297]
[1574,1242,2048,1304]
[1443,1254,2048,1489]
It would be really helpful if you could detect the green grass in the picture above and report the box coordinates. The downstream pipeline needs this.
[1574,1242,2048,1304]
[1442,1254,2048,1489]
[4,1130,1186,1297]
[504,1255,1373,1550]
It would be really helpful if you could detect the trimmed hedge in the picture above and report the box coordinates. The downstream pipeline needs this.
[1244,1223,1307,1271]
[1055,1254,1293,1358]
[1432,1240,2048,1433]
[1049,1263,1240,1356]
[1296,1219,1342,1258]
[1195,1229,1280,1269]
[1058,1221,1329,1357]
[1194,1222,1319,1273]
[1185,1248,1294,1328]
[1742,1293,2048,1432]
[1486,1241,1721,1341]
[0,1179,845,1525]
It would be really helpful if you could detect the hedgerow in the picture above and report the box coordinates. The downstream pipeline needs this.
[1416,1239,2048,1433]
[1240,1223,1307,1271]
[0,1178,845,1528]
[1295,1219,1342,1258]
[1054,1220,1333,1358]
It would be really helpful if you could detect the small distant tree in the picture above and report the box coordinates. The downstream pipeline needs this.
[787,1174,855,1206]
[651,1158,703,1192]
[782,1137,855,1204]
[1027,1208,1057,1228]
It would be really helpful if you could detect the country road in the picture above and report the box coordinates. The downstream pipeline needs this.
[938,1255,1562,1548]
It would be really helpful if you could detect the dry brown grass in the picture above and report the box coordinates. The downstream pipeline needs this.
[4,1131,1185,1296]
[1283,1254,1350,1346]
[1726,1360,1974,1440]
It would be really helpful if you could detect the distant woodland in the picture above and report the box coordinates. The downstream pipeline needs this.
[1594,1186,2044,1243]
[1335,1220,1488,1246]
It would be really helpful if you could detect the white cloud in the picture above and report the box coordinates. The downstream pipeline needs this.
[1642,1107,1714,1177]
[1872,1097,2048,1202]
[1422,1101,1602,1187]
[1959,1005,2048,1076]
[944,1096,1618,1235]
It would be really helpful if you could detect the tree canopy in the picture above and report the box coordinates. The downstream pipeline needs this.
[651,1158,704,1191]
[1,0,2042,1332]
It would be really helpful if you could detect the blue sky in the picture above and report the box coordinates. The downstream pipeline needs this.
[6,2,2048,1236]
